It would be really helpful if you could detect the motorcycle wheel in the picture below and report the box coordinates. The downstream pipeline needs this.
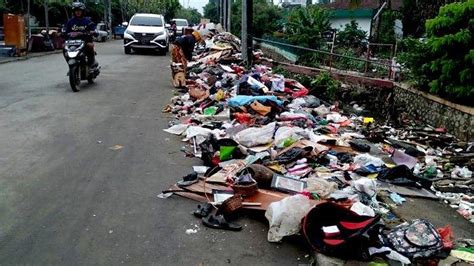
[69,65,80,92]
[88,76,94,84]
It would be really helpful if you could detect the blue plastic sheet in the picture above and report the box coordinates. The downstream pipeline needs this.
[228,95,283,107]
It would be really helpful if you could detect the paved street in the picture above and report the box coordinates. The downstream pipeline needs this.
[0,40,309,264]
[0,40,471,265]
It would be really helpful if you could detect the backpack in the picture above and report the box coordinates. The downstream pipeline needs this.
[381,219,443,259]
[301,202,382,260]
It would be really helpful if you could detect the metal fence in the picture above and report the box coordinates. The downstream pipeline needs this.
[254,37,397,80]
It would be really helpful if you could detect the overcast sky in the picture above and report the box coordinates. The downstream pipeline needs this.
[179,0,208,14]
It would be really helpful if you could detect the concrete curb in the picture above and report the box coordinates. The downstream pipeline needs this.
[0,50,62,65]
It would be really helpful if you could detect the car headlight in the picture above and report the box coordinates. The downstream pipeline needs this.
[156,31,164,37]
[125,30,134,36]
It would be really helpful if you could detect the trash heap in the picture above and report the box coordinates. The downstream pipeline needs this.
[161,32,473,264]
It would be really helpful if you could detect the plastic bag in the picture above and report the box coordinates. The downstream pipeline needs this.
[234,122,276,147]
[354,153,385,167]
[274,126,304,148]
[437,225,454,250]
[228,95,283,107]
[305,177,337,199]
[270,75,285,92]
[265,194,314,242]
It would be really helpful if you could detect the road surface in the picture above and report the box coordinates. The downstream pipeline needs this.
[0,40,471,264]
[0,41,309,264]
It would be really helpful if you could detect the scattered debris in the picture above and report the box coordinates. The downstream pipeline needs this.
[161,31,473,264]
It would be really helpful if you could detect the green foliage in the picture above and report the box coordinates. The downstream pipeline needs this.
[175,7,202,25]
[336,20,366,48]
[401,0,457,37]
[332,47,366,72]
[424,0,473,99]
[375,9,398,44]
[284,5,331,49]
[230,0,283,38]
[399,0,473,104]
[311,71,340,100]
[203,0,218,23]
[398,38,434,88]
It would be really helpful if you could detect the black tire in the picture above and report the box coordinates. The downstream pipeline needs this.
[87,76,94,84]
[102,36,107,42]
[124,47,131,54]
[158,48,167,56]
[69,65,80,92]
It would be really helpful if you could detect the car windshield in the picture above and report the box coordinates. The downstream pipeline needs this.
[130,16,163,27]
[175,20,188,26]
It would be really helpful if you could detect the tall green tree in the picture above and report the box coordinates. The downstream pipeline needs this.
[424,0,473,100]
[203,0,218,23]
[175,7,202,24]
[230,0,283,38]
[401,0,457,37]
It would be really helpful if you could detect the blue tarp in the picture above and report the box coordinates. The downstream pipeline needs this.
[228,95,284,107]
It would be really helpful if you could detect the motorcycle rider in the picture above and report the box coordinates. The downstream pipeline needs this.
[64,2,98,70]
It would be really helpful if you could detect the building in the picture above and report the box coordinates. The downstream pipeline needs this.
[278,0,309,8]
[318,0,402,39]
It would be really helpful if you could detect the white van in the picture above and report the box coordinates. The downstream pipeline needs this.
[123,13,169,55]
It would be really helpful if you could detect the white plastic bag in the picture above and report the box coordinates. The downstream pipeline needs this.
[163,124,189,135]
[234,122,276,147]
[265,194,314,242]
[353,177,377,197]
[353,153,385,167]
[273,126,304,148]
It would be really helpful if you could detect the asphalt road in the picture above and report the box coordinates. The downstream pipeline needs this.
[0,41,309,265]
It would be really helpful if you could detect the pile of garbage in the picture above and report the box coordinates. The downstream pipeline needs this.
[161,32,473,264]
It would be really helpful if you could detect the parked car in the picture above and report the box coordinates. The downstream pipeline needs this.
[123,13,169,55]
[94,23,109,42]
[170,18,189,36]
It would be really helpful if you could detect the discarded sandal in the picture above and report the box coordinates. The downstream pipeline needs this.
[177,172,199,187]
[193,203,213,218]
[202,214,242,231]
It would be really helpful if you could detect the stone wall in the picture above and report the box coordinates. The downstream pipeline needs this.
[393,85,473,141]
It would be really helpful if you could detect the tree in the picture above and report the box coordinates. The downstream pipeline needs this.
[203,0,218,23]
[336,19,366,48]
[230,0,283,38]
[175,7,202,24]
[423,0,473,100]
[285,5,331,49]
[401,0,457,37]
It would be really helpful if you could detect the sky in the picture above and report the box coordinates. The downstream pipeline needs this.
[179,0,208,14]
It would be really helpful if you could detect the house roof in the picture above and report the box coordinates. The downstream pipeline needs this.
[322,0,402,11]
[331,8,375,18]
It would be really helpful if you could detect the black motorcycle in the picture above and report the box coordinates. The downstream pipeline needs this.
[63,32,100,92]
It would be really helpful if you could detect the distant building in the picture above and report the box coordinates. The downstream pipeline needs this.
[279,0,309,8]
[318,0,403,39]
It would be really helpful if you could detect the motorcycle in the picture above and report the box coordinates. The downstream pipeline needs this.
[63,32,100,92]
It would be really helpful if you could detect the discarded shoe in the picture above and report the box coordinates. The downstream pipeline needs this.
[202,214,242,231]
[349,141,371,152]
[193,203,213,218]
[177,172,199,187]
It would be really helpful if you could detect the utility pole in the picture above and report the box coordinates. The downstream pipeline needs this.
[104,0,112,37]
[226,0,231,33]
[44,0,50,39]
[27,0,31,39]
[241,0,253,66]
[223,0,227,31]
